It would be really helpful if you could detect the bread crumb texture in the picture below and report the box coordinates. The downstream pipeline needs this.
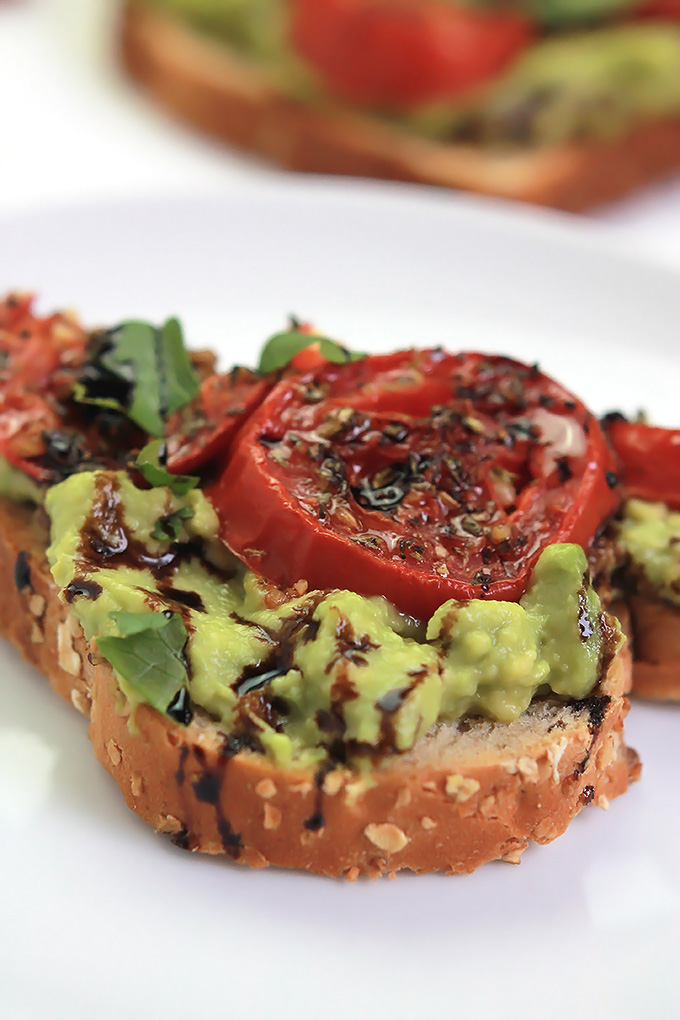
[364,823,410,853]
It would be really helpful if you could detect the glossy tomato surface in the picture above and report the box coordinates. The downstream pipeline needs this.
[210,349,619,619]
[607,419,680,510]
[290,0,533,108]
[166,367,272,473]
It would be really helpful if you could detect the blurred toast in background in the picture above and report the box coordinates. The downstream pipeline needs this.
[119,0,680,211]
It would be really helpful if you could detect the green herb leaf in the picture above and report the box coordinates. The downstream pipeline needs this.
[161,317,202,415]
[109,610,173,637]
[136,439,198,496]
[152,505,195,542]
[257,329,366,375]
[97,612,190,720]
[74,318,200,437]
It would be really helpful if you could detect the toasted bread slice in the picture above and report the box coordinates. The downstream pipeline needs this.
[628,594,680,701]
[119,1,680,212]
[1,496,640,878]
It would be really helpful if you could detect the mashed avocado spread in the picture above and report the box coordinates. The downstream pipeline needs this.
[44,470,612,768]
[619,498,680,607]
[0,455,43,505]
[147,0,680,148]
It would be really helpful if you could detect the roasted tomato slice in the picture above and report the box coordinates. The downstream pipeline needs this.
[166,367,273,474]
[210,350,619,619]
[606,419,680,510]
[0,294,89,478]
[289,0,533,108]
[0,293,88,397]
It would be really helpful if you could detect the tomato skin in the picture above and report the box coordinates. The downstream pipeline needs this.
[289,0,533,108]
[0,294,89,478]
[0,293,88,397]
[289,341,326,372]
[210,350,619,619]
[637,0,680,18]
[166,368,272,474]
[607,420,680,510]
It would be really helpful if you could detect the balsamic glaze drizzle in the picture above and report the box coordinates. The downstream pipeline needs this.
[14,551,31,592]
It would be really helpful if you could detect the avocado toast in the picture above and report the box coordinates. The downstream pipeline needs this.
[120,1,680,210]
[0,293,655,877]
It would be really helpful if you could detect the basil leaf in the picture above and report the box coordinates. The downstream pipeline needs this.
[109,610,173,636]
[115,321,166,435]
[317,337,367,365]
[136,439,198,496]
[97,611,190,720]
[161,317,201,416]
[152,505,195,542]
[257,329,366,375]
[74,318,200,437]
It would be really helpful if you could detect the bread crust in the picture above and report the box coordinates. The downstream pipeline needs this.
[628,593,680,701]
[119,1,680,212]
[0,497,640,877]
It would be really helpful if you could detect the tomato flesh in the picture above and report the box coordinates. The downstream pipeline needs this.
[210,350,619,619]
[607,419,680,510]
[166,368,272,474]
[289,0,534,108]
[637,0,680,18]
[0,294,89,478]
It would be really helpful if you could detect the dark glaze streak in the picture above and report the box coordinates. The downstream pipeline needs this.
[14,551,31,592]
[556,457,572,483]
[221,732,264,757]
[191,759,242,859]
[376,669,427,755]
[230,612,277,644]
[167,686,193,726]
[571,694,611,777]
[175,745,189,786]
[326,616,378,674]
[231,598,324,700]
[235,667,286,698]
[598,613,620,682]
[304,762,336,832]
[170,826,191,850]
[158,586,205,613]
[577,581,594,643]
[80,475,128,560]
[581,695,611,733]
[302,618,320,644]
[80,474,221,584]
[375,686,410,714]
[65,577,103,603]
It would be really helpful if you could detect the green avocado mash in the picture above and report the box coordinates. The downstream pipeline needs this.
[518,0,637,27]
[46,470,613,768]
[0,455,43,504]
[619,498,680,607]
[149,0,284,60]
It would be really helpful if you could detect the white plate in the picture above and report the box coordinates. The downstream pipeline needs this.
[0,180,678,1020]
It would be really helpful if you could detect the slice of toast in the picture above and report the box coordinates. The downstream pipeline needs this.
[1,496,640,878]
[628,594,680,701]
[119,1,680,212]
